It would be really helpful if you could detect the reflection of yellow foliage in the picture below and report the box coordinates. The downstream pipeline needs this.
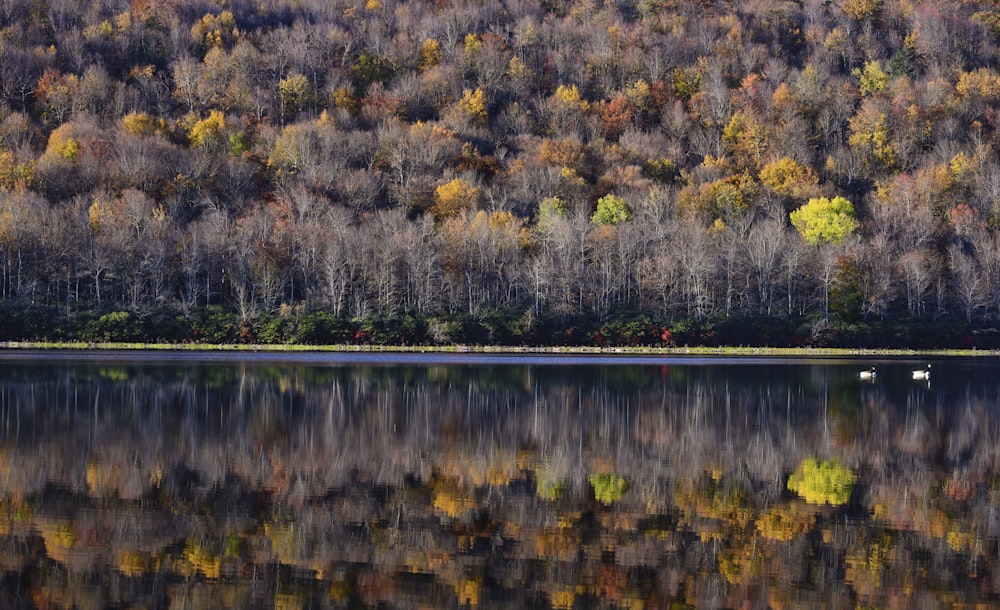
[431,478,476,517]
[787,458,855,505]
[37,519,76,564]
[929,509,950,538]
[535,527,580,560]
[845,533,892,596]
[275,591,306,610]
[589,472,629,505]
[183,541,221,579]
[117,550,158,576]
[55,524,75,547]
[756,502,816,541]
[718,542,763,585]
[265,521,306,567]
[454,578,481,607]
[676,479,754,529]
[557,515,576,529]
[436,449,516,487]
[329,578,351,602]
[550,589,575,609]
[947,528,975,552]
[86,458,115,496]
[485,465,511,487]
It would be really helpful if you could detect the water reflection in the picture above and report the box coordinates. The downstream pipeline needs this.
[0,353,998,608]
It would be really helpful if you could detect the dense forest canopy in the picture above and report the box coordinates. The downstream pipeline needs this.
[3,0,1000,345]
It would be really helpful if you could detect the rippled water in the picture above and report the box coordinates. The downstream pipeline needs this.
[0,351,997,609]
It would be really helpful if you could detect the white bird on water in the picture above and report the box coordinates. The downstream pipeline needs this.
[912,364,931,380]
[858,367,876,381]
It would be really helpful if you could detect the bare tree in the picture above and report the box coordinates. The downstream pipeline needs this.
[950,243,986,324]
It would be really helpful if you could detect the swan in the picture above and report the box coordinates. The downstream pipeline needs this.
[859,367,876,380]
[912,364,931,380]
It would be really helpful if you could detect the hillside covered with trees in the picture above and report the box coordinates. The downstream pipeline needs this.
[3,0,1000,346]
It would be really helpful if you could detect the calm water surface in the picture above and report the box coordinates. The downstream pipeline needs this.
[0,351,998,609]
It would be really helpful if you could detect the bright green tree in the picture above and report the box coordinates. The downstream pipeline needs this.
[591,194,632,226]
[789,196,857,245]
[787,458,855,505]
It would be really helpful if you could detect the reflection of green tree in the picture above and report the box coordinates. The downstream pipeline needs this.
[589,473,629,505]
[536,468,566,501]
[98,366,129,381]
[788,458,855,505]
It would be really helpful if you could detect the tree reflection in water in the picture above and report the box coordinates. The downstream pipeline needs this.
[0,355,997,608]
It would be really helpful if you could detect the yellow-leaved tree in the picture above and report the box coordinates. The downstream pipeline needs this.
[759,157,820,201]
[853,60,889,96]
[432,178,479,220]
[187,110,227,150]
[278,72,314,121]
[458,87,488,125]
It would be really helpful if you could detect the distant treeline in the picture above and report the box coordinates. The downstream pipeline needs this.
[4,1,1000,346]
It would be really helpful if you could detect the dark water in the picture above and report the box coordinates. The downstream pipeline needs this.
[0,350,998,609]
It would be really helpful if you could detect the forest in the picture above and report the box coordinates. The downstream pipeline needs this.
[3,0,1000,346]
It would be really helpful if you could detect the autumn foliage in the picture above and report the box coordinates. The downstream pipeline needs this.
[0,0,999,346]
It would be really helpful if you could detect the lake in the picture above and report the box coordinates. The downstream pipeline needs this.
[0,351,998,608]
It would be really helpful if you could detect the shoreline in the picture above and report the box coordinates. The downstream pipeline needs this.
[1,341,996,358]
